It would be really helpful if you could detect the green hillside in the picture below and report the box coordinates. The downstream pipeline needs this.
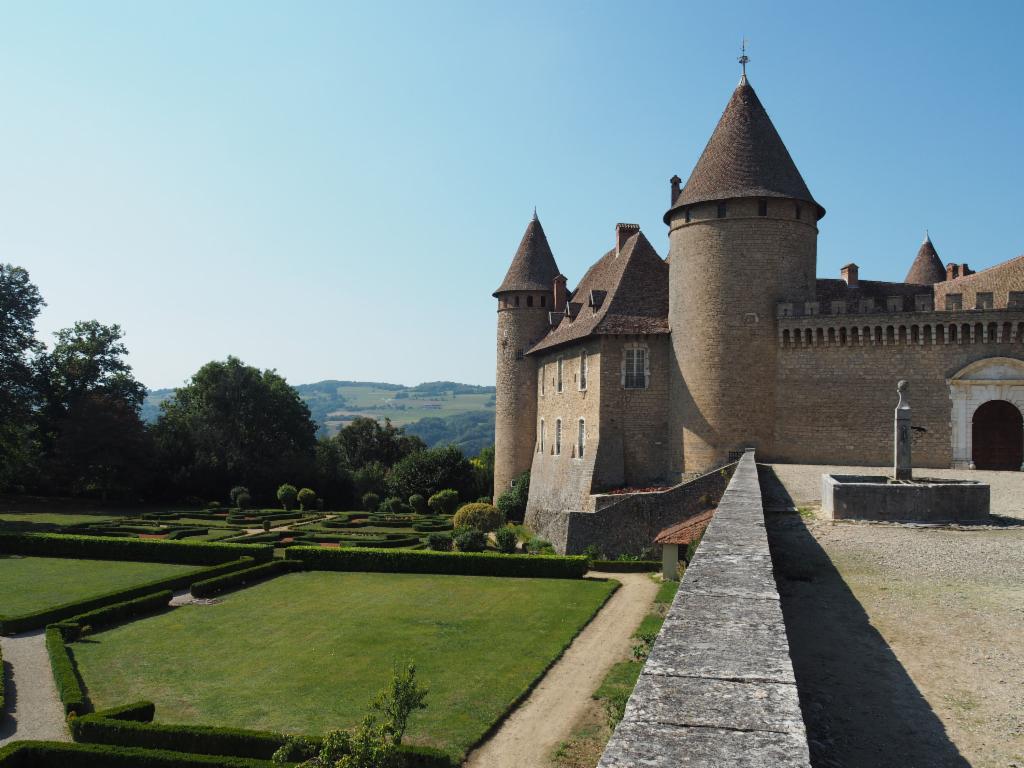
[142,379,496,456]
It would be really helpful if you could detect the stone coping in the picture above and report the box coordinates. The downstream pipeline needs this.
[597,449,811,768]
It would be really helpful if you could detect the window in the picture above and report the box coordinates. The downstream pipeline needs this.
[539,419,545,453]
[795,203,802,220]
[527,295,534,307]
[555,419,562,456]
[945,293,963,311]
[515,348,524,360]
[623,346,648,389]
[914,295,934,312]
[541,295,546,307]
[578,419,586,459]
[859,298,875,313]
[579,352,588,391]
[539,366,545,396]
[758,199,768,217]
[514,296,520,307]
[804,301,820,316]
[831,300,847,315]
[976,292,994,310]
[684,208,691,223]
[556,358,563,393]
[1009,291,1024,309]
[776,303,793,318]
[887,297,903,313]
[716,202,727,219]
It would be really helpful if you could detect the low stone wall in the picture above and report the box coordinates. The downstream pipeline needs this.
[822,473,990,523]
[525,463,734,556]
[598,450,811,767]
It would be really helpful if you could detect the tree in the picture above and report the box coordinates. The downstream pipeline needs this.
[334,417,425,470]
[297,487,317,510]
[386,445,475,501]
[0,265,45,489]
[496,471,530,523]
[230,486,250,507]
[153,357,317,501]
[471,445,495,500]
[277,483,298,511]
[427,489,459,516]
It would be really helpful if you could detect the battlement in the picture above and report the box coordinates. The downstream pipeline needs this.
[777,308,1024,348]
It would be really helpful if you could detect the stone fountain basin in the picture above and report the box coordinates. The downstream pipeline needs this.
[822,474,990,523]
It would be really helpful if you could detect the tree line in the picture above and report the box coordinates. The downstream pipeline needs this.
[0,264,494,507]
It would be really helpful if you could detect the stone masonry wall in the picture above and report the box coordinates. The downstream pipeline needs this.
[598,450,810,768]
[933,255,1024,311]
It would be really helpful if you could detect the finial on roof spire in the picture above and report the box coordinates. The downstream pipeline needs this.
[738,37,749,83]
[532,206,538,222]
[924,228,930,243]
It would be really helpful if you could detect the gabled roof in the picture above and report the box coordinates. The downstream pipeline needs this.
[654,509,715,545]
[815,278,927,304]
[528,230,668,354]
[904,233,947,284]
[493,213,561,296]
[666,76,823,222]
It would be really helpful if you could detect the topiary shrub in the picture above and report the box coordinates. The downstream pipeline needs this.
[262,521,271,532]
[427,489,459,516]
[453,503,504,533]
[229,486,250,508]
[426,532,453,552]
[297,487,317,511]
[276,484,298,511]
[379,497,408,515]
[408,494,427,515]
[207,501,221,510]
[494,525,518,554]
[361,492,381,512]
[236,492,252,511]
[453,527,487,553]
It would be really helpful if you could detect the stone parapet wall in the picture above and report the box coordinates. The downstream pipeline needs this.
[598,450,810,767]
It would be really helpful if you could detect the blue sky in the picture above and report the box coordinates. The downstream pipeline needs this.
[2,1,1020,389]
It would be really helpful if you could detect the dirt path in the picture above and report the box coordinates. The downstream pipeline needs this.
[463,571,658,768]
[0,630,70,745]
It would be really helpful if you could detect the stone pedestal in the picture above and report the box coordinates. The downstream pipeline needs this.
[894,380,912,481]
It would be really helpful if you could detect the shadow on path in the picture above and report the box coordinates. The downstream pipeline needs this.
[760,466,970,768]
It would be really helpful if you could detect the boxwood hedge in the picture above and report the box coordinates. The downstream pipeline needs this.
[46,626,86,715]
[67,591,174,635]
[190,561,300,598]
[284,545,588,579]
[0,533,272,565]
[589,559,661,572]
[0,741,275,767]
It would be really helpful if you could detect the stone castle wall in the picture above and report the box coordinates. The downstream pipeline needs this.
[933,256,1024,311]
[668,197,818,477]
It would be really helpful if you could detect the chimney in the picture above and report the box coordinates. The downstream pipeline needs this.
[946,263,959,280]
[960,263,973,277]
[616,223,640,255]
[840,263,859,286]
[670,175,682,206]
[552,275,567,314]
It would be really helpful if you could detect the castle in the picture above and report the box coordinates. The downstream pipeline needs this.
[492,72,1024,554]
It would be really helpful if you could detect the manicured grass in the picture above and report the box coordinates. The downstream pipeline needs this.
[73,571,617,759]
[654,579,679,605]
[0,556,199,616]
[0,512,119,526]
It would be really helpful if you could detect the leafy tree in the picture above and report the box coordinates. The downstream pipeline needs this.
[470,445,495,500]
[297,487,317,510]
[351,460,387,500]
[153,357,317,501]
[236,491,252,510]
[335,417,424,470]
[386,445,475,501]
[314,438,354,509]
[496,471,530,523]
[277,483,298,511]
[230,486,250,507]
[0,265,45,489]
[427,489,459,516]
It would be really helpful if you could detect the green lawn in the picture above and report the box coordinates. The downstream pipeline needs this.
[73,571,617,758]
[0,512,119,526]
[0,556,200,616]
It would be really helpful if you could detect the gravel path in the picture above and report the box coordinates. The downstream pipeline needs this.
[463,572,658,768]
[0,630,70,745]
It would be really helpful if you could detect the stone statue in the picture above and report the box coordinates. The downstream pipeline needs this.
[894,380,912,480]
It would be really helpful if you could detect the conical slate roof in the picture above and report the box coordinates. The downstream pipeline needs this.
[667,76,823,221]
[904,233,946,284]
[494,213,561,296]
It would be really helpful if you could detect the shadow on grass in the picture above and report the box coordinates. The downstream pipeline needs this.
[760,466,970,768]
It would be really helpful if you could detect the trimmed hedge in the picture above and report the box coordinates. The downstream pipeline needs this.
[589,559,661,572]
[69,591,174,634]
[285,546,588,579]
[95,700,157,722]
[70,709,453,767]
[0,643,4,719]
[0,741,274,767]
[0,557,256,634]
[46,626,86,715]
[190,561,299,598]
[0,532,272,565]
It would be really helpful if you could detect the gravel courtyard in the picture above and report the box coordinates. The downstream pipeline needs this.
[764,464,1024,768]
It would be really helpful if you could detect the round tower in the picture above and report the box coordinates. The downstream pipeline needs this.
[493,212,560,500]
[666,74,825,474]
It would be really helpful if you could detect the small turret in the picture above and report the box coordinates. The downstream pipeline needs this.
[905,232,947,284]
[493,213,560,502]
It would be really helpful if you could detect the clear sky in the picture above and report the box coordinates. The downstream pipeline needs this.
[2,1,1020,390]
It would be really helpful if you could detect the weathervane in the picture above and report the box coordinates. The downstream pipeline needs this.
[738,37,750,77]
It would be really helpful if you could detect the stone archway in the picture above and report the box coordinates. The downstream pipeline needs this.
[972,400,1023,470]
[948,357,1024,470]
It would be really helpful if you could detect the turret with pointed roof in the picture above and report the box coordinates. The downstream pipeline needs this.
[494,212,561,296]
[905,232,947,284]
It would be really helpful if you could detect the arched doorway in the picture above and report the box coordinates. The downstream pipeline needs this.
[971,400,1023,470]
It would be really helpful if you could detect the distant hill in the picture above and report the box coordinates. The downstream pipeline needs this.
[142,379,496,456]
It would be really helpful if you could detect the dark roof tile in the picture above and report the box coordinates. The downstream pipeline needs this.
[494,213,561,296]
[905,233,947,284]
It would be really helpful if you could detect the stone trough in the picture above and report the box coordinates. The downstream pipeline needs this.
[821,474,990,523]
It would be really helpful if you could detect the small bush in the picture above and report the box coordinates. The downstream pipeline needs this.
[262,521,271,532]
[426,532,452,552]
[452,503,503,533]
[379,497,408,516]
[207,501,221,510]
[427,489,459,516]
[408,494,427,515]
[276,484,298,511]
[230,486,250,507]
[236,492,252,511]
[494,525,518,554]
[297,488,317,510]
[496,471,530,522]
[453,527,487,553]
[526,536,555,555]
[362,492,381,512]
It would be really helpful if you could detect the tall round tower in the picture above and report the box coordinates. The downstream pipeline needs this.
[666,74,825,474]
[493,212,560,500]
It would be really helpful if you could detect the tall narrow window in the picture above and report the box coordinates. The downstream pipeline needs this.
[758,199,768,217]
[623,346,648,389]
[578,419,585,459]
[527,295,534,307]
[539,419,545,453]
[579,352,588,390]
[539,366,545,396]
[684,208,691,223]
[795,203,802,220]
[541,295,546,307]
[556,358,563,393]
[555,419,562,456]
[515,296,520,307]
[717,202,727,219]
